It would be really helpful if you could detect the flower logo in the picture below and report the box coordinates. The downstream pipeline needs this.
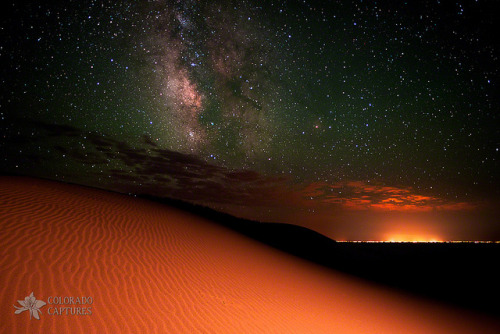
[14,292,46,320]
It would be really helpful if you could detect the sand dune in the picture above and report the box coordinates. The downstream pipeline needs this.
[1,176,499,333]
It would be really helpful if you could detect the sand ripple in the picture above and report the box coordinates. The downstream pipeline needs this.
[1,176,499,333]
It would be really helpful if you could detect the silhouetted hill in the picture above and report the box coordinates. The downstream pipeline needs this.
[137,194,339,263]
[138,194,500,318]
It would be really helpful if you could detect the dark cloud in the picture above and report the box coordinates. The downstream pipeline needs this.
[1,119,291,209]
[2,118,499,241]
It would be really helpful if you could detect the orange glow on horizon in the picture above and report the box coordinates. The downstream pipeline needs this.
[384,233,443,243]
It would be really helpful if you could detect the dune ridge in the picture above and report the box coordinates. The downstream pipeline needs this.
[1,176,499,333]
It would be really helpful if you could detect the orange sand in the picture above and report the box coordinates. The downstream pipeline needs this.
[1,176,499,333]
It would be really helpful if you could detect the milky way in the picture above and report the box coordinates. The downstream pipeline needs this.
[1,0,499,240]
[141,1,280,163]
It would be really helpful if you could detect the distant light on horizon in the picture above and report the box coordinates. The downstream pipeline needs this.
[383,233,443,243]
[337,240,499,244]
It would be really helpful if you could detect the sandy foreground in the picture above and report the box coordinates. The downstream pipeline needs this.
[1,176,499,333]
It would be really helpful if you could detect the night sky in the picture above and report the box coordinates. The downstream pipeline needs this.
[1,0,499,241]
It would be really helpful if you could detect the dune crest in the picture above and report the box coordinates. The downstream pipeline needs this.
[1,176,498,333]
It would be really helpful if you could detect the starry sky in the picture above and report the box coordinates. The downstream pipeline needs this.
[1,0,499,241]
